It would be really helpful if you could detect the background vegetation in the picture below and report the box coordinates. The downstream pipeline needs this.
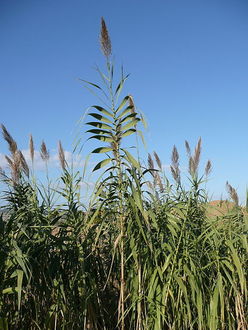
[0,19,247,330]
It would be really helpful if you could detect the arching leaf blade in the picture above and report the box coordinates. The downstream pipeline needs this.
[122,129,136,138]
[93,158,113,171]
[121,118,140,131]
[86,122,112,129]
[116,96,130,113]
[120,113,137,124]
[123,149,140,169]
[86,129,111,135]
[117,105,134,120]
[92,147,113,154]
[91,105,113,118]
[88,135,114,142]
[88,113,112,124]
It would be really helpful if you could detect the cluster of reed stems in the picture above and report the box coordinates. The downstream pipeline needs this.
[0,18,247,330]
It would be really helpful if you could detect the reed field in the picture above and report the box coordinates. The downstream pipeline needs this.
[0,19,247,329]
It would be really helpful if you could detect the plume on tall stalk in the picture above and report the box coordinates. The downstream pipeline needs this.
[81,17,143,328]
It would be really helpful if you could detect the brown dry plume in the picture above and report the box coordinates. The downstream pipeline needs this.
[156,173,164,193]
[171,145,179,167]
[189,138,202,176]
[29,134,34,163]
[193,137,202,171]
[40,141,49,161]
[100,17,112,58]
[1,124,17,156]
[171,145,180,183]
[58,141,66,171]
[205,160,212,176]
[153,151,162,171]
[148,153,154,171]
[226,181,239,206]
[19,150,29,177]
[185,140,191,158]
[170,165,180,183]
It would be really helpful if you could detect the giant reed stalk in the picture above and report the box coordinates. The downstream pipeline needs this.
[0,19,247,330]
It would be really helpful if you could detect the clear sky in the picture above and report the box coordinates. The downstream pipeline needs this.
[1,0,248,202]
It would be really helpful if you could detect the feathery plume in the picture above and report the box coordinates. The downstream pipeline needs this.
[226,181,239,206]
[58,140,66,171]
[29,134,34,163]
[7,151,22,184]
[153,151,162,171]
[171,145,180,183]
[100,17,112,58]
[40,141,49,161]
[193,137,201,172]
[148,153,154,170]
[19,150,29,177]
[5,155,13,168]
[156,173,164,193]
[189,156,196,176]
[185,140,191,158]
[171,145,179,167]
[170,165,180,183]
[1,124,17,156]
[205,160,212,177]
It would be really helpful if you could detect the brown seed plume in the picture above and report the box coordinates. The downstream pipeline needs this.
[153,151,162,171]
[185,140,191,158]
[29,134,34,163]
[1,124,17,156]
[189,138,202,176]
[40,141,49,161]
[148,153,154,170]
[205,160,212,176]
[58,140,66,171]
[226,181,239,206]
[12,151,22,184]
[5,155,13,168]
[100,17,112,58]
[156,173,164,193]
[171,145,179,167]
[188,157,194,176]
[170,165,180,183]
[193,137,201,172]
[171,145,180,183]
[19,150,29,177]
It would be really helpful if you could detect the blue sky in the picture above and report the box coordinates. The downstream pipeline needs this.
[1,0,248,202]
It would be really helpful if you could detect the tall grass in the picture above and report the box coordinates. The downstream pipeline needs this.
[0,18,247,329]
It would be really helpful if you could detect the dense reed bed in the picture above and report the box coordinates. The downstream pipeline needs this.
[0,18,247,329]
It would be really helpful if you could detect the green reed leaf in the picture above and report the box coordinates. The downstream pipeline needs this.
[121,129,136,137]
[92,147,113,153]
[117,105,133,120]
[92,105,114,118]
[88,135,113,142]
[86,129,111,135]
[93,158,113,171]
[86,122,112,129]
[123,149,140,169]
[120,113,137,124]
[88,113,112,123]
[116,96,129,113]
[121,118,140,131]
